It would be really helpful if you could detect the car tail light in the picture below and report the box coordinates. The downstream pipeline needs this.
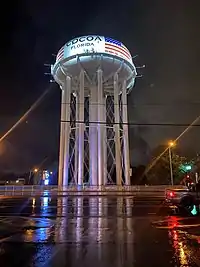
[167,191,175,198]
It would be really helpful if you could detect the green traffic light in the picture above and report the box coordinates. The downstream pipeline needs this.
[185,165,192,171]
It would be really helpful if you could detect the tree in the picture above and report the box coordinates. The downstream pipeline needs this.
[146,149,188,185]
[191,154,200,173]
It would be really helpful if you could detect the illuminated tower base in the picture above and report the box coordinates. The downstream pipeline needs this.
[58,68,132,186]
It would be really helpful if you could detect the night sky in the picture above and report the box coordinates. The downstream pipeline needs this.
[0,0,199,172]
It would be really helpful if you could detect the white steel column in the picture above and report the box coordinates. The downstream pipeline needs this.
[58,88,66,186]
[98,69,105,185]
[74,93,79,185]
[103,96,107,185]
[122,80,130,185]
[114,74,122,185]
[63,76,72,186]
[78,70,85,186]
[89,86,98,186]
[97,69,104,185]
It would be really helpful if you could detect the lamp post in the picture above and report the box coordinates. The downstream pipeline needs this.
[28,168,39,184]
[168,141,175,186]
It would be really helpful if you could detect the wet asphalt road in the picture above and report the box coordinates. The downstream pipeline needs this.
[0,193,200,266]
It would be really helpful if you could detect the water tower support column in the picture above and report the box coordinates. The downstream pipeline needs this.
[78,70,85,187]
[58,88,66,186]
[97,69,104,185]
[103,96,107,185]
[74,93,79,185]
[89,86,98,186]
[122,80,130,185]
[63,76,72,186]
[114,74,122,185]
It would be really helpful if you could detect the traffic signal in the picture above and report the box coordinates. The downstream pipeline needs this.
[185,165,192,171]
[179,164,192,173]
[191,205,198,216]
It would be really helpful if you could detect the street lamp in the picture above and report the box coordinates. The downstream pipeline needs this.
[28,168,39,184]
[168,141,175,186]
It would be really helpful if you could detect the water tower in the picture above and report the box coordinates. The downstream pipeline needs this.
[51,35,137,186]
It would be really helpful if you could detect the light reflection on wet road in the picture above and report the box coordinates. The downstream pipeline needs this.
[0,194,199,266]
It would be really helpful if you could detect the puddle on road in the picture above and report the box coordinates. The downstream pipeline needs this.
[152,215,200,266]
[0,216,55,228]
[152,216,200,230]
[0,215,56,245]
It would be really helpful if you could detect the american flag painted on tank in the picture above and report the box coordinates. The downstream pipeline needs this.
[56,46,65,62]
[104,37,132,62]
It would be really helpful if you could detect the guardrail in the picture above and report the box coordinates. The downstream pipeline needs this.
[0,185,186,197]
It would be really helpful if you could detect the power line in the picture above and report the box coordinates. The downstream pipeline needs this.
[61,101,200,107]
[60,120,200,127]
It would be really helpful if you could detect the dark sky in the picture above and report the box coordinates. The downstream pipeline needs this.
[0,0,199,172]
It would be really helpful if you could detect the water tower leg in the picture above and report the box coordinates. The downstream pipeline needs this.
[58,89,66,186]
[74,93,79,185]
[63,76,72,186]
[122,80,130,185]
[89,86,98,186]
[97,69,104,186]
[103,96,107,185]
[114,74,122,186]
[78,70,85,187]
